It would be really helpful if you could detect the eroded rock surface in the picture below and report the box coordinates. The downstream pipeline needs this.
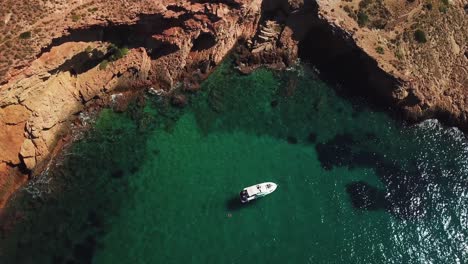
[236,0,466,129]
[316,1,466,126]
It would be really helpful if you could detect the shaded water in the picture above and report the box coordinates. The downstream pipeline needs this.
[0,62,466,263]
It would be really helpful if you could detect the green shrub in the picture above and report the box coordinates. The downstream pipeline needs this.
[108,45,129,61]
[395,50,404,60]
[439,5,448,13]
[357,11,369,27]
[99,60,109,70]
[71,14,81,22]
[85,46,93,53]
[114,47,128,60]
[414,29,427,43]
[118,47,129,57]
[441,0,449,5]
[108,43,118,51]
[376,46,385,54]
[19,31,32,39]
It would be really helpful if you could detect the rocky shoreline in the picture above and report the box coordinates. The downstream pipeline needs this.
[0,0,263,208]
[0,0,466,208]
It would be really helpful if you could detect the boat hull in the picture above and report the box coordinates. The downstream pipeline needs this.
[240,182,277,203]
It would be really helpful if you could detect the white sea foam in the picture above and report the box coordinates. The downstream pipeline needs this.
[23,173,52,199]
[415,119,467,144]
[383,118,468,263]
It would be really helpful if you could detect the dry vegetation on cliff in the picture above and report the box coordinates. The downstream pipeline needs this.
[0,0,168,81]
[320,0,467,122]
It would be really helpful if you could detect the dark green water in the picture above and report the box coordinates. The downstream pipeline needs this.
[0,62,466,264]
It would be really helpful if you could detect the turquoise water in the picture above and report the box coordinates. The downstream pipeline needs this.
[0,62,466,263]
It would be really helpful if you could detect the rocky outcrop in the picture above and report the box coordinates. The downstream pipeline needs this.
[311,1,467,128]
[251,20,282,53]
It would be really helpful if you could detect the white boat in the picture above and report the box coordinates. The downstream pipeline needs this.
[240,182,277,203]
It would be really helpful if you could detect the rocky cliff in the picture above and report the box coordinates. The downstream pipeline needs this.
[313,0,467,128]
[0,0,466,208]
[236,0,467,127]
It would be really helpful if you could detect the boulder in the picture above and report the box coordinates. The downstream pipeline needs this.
[170,94,188,108]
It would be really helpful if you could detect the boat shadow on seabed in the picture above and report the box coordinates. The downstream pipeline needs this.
[226,196,258,211]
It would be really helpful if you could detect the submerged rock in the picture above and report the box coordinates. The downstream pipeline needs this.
[170,94,188,108]
[346,181,387,210]
[307,132,317,143]
[287,136,298,144]
[270,99,279,108]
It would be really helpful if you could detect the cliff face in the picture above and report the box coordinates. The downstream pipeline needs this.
[237,0,467,127]
[313,0,467,126]
[0,0,466,208]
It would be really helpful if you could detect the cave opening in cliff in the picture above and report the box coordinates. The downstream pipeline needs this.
[38,13,184,56]
[298,27,370,97]
[148,42,180,60]
[189,0,241,9]
[167,5,186,12]
[297,25,399,114]
[191,33,217,52]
